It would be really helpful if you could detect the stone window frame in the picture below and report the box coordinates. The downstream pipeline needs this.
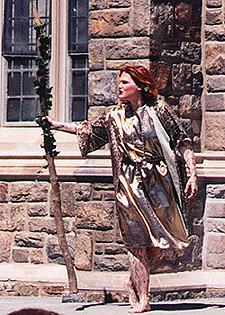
[0,0,110,177]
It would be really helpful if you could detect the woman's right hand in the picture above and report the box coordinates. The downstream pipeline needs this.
[42,116,57,129]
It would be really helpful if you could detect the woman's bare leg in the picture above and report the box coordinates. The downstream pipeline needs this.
[127,247,151,313]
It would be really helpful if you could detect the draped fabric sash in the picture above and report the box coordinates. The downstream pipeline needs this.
[146,106,182,208]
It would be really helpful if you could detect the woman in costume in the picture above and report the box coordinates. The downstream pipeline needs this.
[44,66,198,313]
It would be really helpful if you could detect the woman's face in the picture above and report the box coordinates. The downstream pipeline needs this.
[118,72,141,102]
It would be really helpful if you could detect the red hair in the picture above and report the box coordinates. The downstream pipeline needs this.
[119,65,158,104]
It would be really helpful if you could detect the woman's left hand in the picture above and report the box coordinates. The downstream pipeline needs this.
[185,174,198,199]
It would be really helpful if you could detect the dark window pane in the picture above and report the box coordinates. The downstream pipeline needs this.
[23,71,36,95]
[78,18,88,41]
[72,71,87,95]
[70,55,88,121]
[69,1,89,121]
[3,0,51,56]
[21,98,37,121]
[7,99,20,121]
[6,57,37,122]
[72,57,86,69]
[71,97,87,122]
[77,1,88,16]
[8,72,21,96]
[68,0,88,53]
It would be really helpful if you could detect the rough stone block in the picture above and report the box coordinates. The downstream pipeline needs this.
[205,93,225,111]
[207,185,225,199]
[46,235,75,265]
[94,254,129,271]
[106,59,150,70]
[62,291,104,303]
[207,76,225,92]
[27,203,48,217]
[179,95,201,119]
[13,284,39,296]
[175,3,193,23]
[0,232,12,262]
[205,218,225,233]
[0,204,26,232]
[205,43,225,75]
[0,183,8,202]
[12,249,29,263]
[95,244,125,255]
[205,253,225,269]
[89,71,118,106]
[172,64,192,94]
[30,249,44,264]
[14,233,45,248]
[206,233,225,254]
[181,42,201,63]
[89,0,107,10]
[206,0,222,8]
[94,231,114,243]
[29,218,59,234]
[104,244,126,255]
[74,202,114,230]
[150,3,174,41]
[9,182,49,203]
[89,9,131,37]
[149,62,171,91]
[59,183,92,217]
[89,40,105,70]
[133,0,150,35]
[205,26,225,41]
[206,9,223,25]
[46,237,64,264]
[161,50,182,63]
[42,285,65,296]
[105,38,150,60]
[108,0,131,7]
[75,231,93,270]
[204,113,225,150]
[175,26,201,43]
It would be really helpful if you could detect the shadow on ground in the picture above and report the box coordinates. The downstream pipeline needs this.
[75,301,225,312]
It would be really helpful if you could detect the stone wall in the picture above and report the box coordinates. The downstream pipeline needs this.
[203,0,225,150]
[89,0,203,151]
[0,179,204,273]
[203,184,225,269]
[0,181,130,271]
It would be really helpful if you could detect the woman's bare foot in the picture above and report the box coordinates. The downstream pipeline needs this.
[128,301,151,313]
[125,280,139,308]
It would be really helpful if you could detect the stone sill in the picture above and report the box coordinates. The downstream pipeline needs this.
[0,149,224,179]
[0,263,224,293]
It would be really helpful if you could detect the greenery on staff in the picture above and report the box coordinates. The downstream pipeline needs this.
[33,24,59,158]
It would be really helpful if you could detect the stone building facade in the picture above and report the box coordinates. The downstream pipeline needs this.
[0,0,224,296]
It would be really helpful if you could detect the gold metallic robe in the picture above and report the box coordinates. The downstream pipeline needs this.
[78,100,192,250]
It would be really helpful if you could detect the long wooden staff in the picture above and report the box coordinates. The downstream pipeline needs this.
[33,9,78,294]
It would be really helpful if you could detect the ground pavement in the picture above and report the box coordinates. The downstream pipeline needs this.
[0,297,225,315]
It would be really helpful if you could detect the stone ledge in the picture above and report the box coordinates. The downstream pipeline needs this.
[0,264,224,293]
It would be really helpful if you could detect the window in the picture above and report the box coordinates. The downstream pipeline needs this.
[68,0,89,122]
[0,1,90,164]
[2,0,88,125]
[3,0,51,124]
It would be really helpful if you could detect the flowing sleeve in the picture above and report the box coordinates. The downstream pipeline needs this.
[77,115,109,157]
[154,100,192,152]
